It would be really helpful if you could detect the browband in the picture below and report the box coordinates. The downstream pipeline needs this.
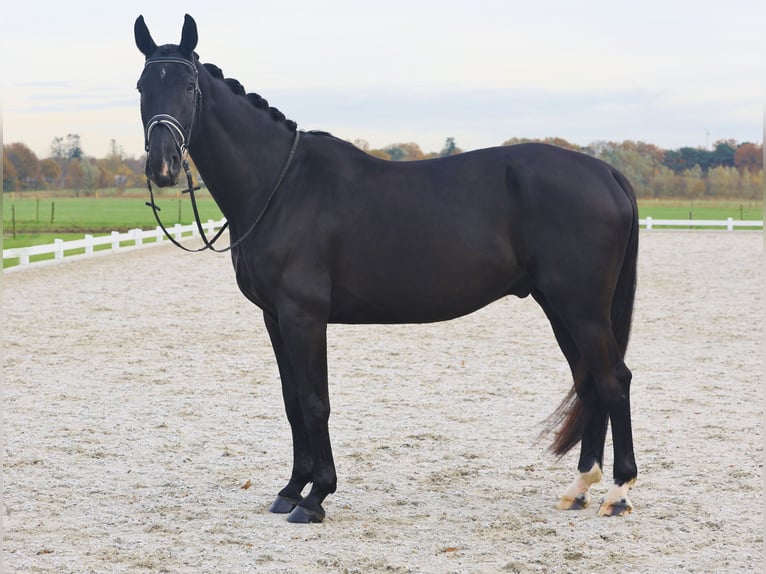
[144,57,197,73]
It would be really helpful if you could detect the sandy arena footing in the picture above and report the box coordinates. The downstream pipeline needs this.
[3,231,762,573]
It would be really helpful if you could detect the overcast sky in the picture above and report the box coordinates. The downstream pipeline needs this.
[3,0,763,159]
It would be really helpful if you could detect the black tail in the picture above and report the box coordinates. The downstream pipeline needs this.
[607,169,639,357]
[548,171,638,457]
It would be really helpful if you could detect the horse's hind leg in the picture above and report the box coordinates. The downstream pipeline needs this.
[536,277,637,516]
[555,384,609,511]
[568,318,636,517]
[596,380,636,517]
[534,292,608,510]
[555,384,610,510]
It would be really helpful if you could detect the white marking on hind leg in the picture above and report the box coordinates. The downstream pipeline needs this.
[557,463,603,510]
[597,479,635,517]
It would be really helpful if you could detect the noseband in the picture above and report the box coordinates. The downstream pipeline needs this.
[142,56,300,253]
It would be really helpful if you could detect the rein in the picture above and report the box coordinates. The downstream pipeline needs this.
[142,55,301,253]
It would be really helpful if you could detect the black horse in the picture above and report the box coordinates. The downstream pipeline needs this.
[135,14,638,523]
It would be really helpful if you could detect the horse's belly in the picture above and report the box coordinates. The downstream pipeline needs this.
[328,263,531,325]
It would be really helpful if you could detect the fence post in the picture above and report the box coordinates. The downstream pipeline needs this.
[85,234,94,256]
[155,226,163,243]
[727,217,734,231]
[174,223,183,241]
[111,231,120,251]
[54,238,64,261]
[646,216,653,230]
[20,249,30,266]
[131,229,143,247]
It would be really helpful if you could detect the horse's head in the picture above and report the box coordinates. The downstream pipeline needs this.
[135,14,200,187]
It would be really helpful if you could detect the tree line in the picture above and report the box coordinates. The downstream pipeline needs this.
[4,135,763,200]
[3,135,145,195]
[363,137,763,200]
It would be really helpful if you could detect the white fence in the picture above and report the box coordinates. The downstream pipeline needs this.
[3,219,226,270]
[641,216,763,231]
[2,217,763,271]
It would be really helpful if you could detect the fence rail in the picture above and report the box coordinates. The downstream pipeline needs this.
[2,217,762,271]
[3,219,226,270]
[641,217,763,231]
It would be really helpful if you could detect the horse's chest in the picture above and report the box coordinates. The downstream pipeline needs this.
[232,251,275,312]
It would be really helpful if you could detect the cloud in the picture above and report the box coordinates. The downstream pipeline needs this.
[5,81,760,159]
[6,81,137,114]
[12,81,71,89]
[264,85,760,151]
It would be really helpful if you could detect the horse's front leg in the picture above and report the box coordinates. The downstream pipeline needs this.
[266,306,336,523]
[263,313,313,514]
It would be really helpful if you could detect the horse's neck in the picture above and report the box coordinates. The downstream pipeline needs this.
[190,78,295,223]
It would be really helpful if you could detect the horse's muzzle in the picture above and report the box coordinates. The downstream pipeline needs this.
[145,153,181,187]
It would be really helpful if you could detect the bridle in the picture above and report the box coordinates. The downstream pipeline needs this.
[142,57,200,160]
[142,55,300,253]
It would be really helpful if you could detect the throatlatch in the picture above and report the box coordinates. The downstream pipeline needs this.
[144,129,300,253]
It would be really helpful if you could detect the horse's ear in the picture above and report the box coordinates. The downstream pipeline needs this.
[134,15,158,57]
[179,14,198,57]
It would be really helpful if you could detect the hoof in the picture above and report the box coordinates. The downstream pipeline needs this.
[557,493,590,510]
[287,504,325,524]
[597,497,633,517]
[269,495,302,514]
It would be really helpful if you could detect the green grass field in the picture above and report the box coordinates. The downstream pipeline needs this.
[4,189,223,236]
[2,194,762,268]
[2,189,224,267]
[637,198,763,221]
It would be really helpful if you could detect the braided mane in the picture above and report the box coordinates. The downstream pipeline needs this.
[203,62,297,132]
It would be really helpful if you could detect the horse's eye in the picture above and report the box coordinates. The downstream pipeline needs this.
[186,83,196,93]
